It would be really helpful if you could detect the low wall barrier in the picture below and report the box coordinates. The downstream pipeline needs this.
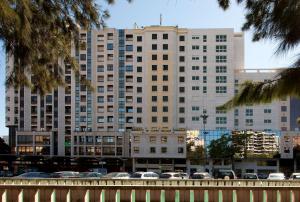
[1,179,300,202]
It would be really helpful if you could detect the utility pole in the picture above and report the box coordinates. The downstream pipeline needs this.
[200,112,209,166]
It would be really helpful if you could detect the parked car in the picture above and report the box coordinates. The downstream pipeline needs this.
[215,170,237,179]
[102,172,130,179]
[267,173,285,180]
[243,173,258,179]
[190,172,212,179]
[179,172,189,179]
[79,172,103,178]
[160,172,182,179]
[15,172,51,178]
[257,173,269,179]
[131,172,159,179]
[290,173,300,180]
[54,171,79,178]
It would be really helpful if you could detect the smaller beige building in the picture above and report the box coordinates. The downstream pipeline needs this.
[131,128,186,172]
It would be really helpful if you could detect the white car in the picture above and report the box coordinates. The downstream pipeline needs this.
[267,173,285,180]
[159,172,182,179]
[103,172,130,179]
[54,171,79,178]
[290,173,300,180]
[131,172,159,179]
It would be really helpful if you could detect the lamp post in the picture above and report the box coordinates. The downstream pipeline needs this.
[200,113,209,166]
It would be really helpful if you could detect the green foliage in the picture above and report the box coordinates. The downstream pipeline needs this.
[187,142,205,164]
[0,0,130,95]
[207,134,235,159]
[217,0,300,108]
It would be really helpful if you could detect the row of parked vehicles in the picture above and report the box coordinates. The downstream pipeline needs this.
[12,170,300,180]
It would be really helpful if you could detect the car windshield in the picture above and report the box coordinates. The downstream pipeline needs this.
[131,173,142,178]
[244,174,257,179]
[192,174,205,179]
[269,174,284,179]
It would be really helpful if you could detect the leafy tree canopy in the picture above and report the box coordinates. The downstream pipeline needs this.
[217,0,300,108]
[0,0,130,95]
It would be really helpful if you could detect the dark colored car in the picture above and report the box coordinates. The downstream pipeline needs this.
[215,170,237,179]
[190,172,212,179]
[243,173,258,179]
[257,173,269,179]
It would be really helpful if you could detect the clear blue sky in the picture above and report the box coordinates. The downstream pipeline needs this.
[0,0,298,136]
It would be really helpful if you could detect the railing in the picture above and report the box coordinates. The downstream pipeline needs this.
[1,179,300,201]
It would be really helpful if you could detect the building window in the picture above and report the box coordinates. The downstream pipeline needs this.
[263,109,271,114]
[203,66,207,73]
[192,35,200,40]
[179,56,185,62]
[137,117,142,123]
[192,45,200,50]
[203,76,207,83]
[152,34,157,40]
[107,43,113,50]
[152,86,157,92]
[179,46,185,52]
[161,147,167,153]
[216,66,227,73]
[192,56,200,61]
[281,116,287,122]
[281,106,287,112]
[133,136,140,143]
[152,75,157,81]
[178,136,184,144]
[161,136,168,143]
[203,45,207,52]
[179,97,185,103]
[216,117,227,124]
[246,119,253,126]
[163,86,168,92]
[150,147,156,153]
[149,136,156,143]
[163,65,168,71]
[179,35,185,41]
[137,36,142,42]
[216,35,227,42]
[192,76,199,81]
[150,43,157,50]
[152,65,157,71]
[179,76,185,82]
[216,45,227,52]
[133,147,139,154]
[152,106,157,112]
[178,147,184,154]
[216,86,227,93]
[216,76,227,83]
[163,106,168,112]
[179,87,185,93]
[162,116,168,123]
[192,66,199,70]
[179,66,185,72]
[264,119,272,124]
[163,96,168,102]
[203,86,207,93]
[179,107,185,113]
[203,35,207,42]
[137,87,142,93]
[192,86,200,91]
[137,56,142,62]
[192,116,200,121]
[216,55,227,63]
[216,107,226,114]
[152,54,157,60]
[152,96,157,102]
[137,97,142,103]
[137,77,143,82]
[163,34,168,39]
[245,109,253,116]
[179,117,185,123]
[163,44,168,50]
[163,54,168,60]
[137,66,142,72]
[137,107,142,113]
[137,46,142,52]
[192,106,200,111]
[203,56,207,63]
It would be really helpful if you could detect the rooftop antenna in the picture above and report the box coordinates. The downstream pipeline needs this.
[160,14,162,26]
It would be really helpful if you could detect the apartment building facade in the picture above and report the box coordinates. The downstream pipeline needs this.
[5,26,295,171]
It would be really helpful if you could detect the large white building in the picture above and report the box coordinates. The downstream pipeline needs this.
[5,26,298,171]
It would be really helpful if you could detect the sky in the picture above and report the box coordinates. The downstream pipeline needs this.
[0,0,298,136]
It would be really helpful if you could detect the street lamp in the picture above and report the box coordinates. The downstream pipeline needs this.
[200,112,209,165]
